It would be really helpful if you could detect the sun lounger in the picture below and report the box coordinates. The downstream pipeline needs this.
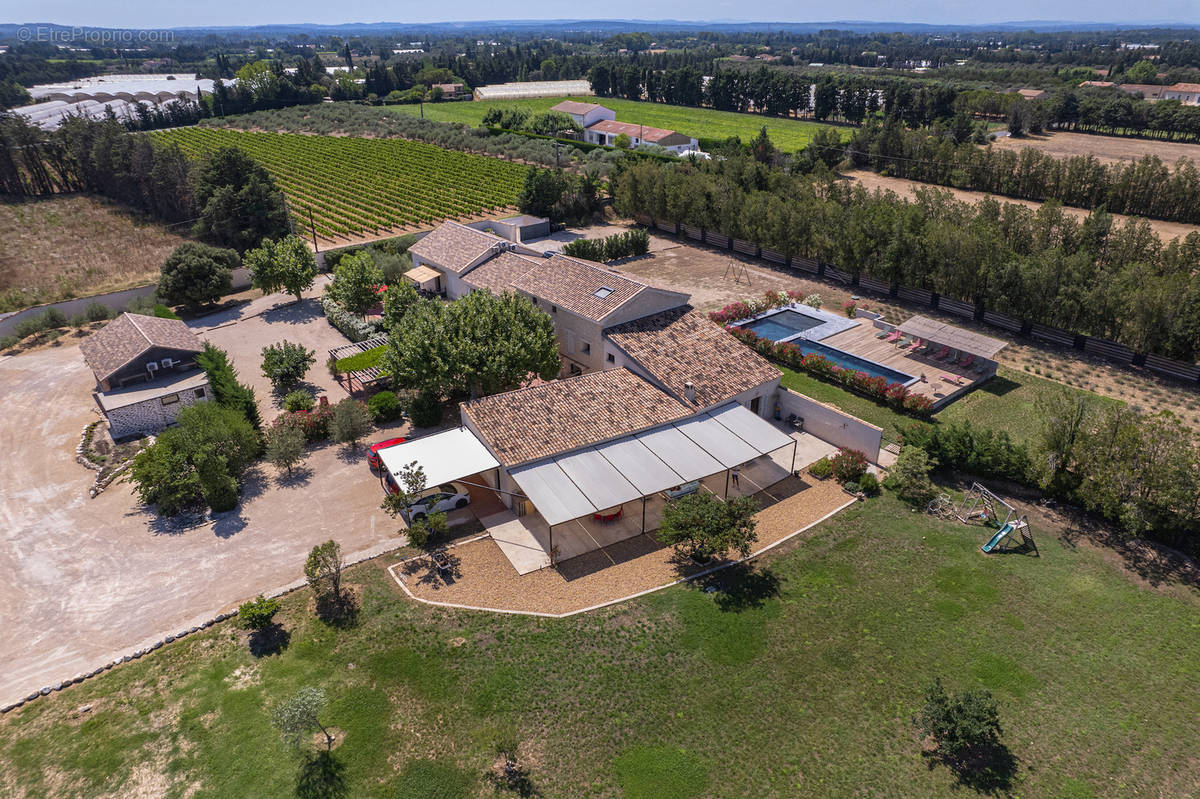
[940,374,963,385]
[875,329,891,339]
[886,331,902,342]
[933,345,950,360]
[899,336,920,350]
[960,353,975,369]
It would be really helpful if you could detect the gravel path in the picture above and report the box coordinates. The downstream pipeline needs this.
[394,475,852,615]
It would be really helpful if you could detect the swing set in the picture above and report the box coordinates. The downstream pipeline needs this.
[955,482,1039,556]
[723,259,751,285]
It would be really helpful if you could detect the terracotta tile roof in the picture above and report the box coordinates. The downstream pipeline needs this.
[79,313,203,382]
[1167,82,1200,93]
[462,369,690,466]
[408,221,506,275]
[551,100,606,115]
[508,254,658,322]
[586,119,690,143]
[605,307,780,409]
[461,251,539,294]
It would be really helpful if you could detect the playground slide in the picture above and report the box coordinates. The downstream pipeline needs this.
[981,523,1014,554]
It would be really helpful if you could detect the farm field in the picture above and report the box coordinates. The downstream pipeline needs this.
[152,128,527,245]
[389,96,843,151]
[990,130,1200,166]
[1,494,1196,798]
[0,196,188,313]
[843,169,1200,242]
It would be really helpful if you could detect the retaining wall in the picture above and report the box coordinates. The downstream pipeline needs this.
[776,387,883,462]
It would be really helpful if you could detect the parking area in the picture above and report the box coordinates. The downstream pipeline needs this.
[0,285,402,707]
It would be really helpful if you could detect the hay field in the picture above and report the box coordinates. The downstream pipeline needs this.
[0,197,188,313]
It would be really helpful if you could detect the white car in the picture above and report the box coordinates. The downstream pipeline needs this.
[404,483,470,521]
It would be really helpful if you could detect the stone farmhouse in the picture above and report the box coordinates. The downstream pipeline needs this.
[79,313,210,440]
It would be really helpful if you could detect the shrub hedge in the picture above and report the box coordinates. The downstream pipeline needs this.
[321,294,383,343]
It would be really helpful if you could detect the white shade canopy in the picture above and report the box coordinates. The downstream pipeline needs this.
[379,427,499,489]
[511,403,795,527]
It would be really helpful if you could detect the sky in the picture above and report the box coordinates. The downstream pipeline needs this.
[11,0,1199,29]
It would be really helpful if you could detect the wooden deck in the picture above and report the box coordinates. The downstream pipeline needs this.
[819,324,994,407]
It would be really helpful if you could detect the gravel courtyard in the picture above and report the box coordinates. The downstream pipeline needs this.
[0,286,402,708]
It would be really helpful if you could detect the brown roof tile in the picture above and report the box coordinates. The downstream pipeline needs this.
[461,251,539,293]
[508,254,657,322]
[79,313,203,382]
[586,119,685,142]
[551,100,606,115]
[605,307,780,409]
[408,221,507,275]
[462,369,690,465]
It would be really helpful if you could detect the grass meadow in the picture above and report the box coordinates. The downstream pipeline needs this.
[388,96,842,152]
[1,494,1196,798]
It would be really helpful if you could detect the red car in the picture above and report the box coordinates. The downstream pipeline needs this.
[367,437,406,469]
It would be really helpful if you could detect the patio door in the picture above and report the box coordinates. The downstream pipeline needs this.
[749,396,761,416]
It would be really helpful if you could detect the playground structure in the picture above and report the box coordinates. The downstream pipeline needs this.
[926,483,1038,556]
[723,259,752,285]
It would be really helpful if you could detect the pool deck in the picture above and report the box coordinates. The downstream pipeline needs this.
[818,324,993,407]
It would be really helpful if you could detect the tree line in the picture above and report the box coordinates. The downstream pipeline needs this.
[845,118,1200,224]
[611,155,1200,362]
[587,62,1200,142]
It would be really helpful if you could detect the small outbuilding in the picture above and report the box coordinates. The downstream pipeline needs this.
[79,313,210,439]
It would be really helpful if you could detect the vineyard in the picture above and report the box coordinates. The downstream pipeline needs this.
[152,128,528,244]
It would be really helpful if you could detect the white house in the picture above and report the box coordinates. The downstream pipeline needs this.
[549,100,616,129]
[1162,83,1200,105]
[584,119,699,154]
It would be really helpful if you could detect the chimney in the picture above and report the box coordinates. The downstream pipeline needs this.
[684,381,696,404]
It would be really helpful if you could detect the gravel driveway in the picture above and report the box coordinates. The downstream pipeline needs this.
[0,285,402,707]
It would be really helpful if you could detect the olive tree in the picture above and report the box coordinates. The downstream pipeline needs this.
[245,235,316,303]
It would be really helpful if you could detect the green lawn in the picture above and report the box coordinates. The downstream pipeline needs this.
[2,494,1196,798]
[780,365,1122,445]
[388,97,841,151]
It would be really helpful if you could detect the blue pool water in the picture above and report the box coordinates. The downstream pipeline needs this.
[740,309,824,340]
[790,340,916,384]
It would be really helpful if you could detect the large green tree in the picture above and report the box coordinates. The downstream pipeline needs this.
[327,252,384,314]
[157,242,239,312]
[191,147,289,252]
[382,289,559,399]
[244,235,317,303]
[517,168,569,221]
[129,401,261,515]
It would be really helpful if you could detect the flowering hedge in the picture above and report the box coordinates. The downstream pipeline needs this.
[707,290,812,325]
[272,404,335,443]
[729,327,934,417]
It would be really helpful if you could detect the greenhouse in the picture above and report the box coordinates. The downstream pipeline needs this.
[472,80,592,101]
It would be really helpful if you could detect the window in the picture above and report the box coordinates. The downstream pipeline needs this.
[161,394,179,406]
[581,342,591,356]
[606,353,615,364]
[593,286,614,299]
[551,305,557,314]
[194,388,206,399]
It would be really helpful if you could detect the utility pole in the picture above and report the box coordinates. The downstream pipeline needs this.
[308,208,319,252]
[280,191,295,235]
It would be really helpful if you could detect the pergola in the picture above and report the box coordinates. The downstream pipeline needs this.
[507,402,797,557]
[378,427,501,490]
[404,265,442,293]
[897,315,1007,360]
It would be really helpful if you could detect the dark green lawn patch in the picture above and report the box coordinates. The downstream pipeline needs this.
[335,345,386,373]
[613,745,708,799]
[1,495,1197,797]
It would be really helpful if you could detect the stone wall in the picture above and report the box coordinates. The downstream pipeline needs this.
[104,380,210,440]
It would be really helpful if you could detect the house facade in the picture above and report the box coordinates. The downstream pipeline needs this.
[79,313,211,439]
[583,119,699,153]
[1162,83,1200,105]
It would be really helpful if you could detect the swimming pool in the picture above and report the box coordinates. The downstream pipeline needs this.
[740,309,825,340]
[789,340,917,385]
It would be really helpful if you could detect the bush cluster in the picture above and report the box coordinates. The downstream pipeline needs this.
[273,404,336,444]
[560,228,650,262]
[367,390,404,423]
[829,448,869,483]
[899,421,1031,484]
[707,290,811,325]
[321,294,384,343]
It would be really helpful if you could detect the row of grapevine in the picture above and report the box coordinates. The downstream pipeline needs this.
[152,129,528,242]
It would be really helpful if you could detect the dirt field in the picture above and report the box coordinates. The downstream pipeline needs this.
[989,130,1200,166]
[613,229,1200,431]
[842,170,1200,242]
[0,197,189,313]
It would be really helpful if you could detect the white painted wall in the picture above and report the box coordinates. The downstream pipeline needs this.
[776,387,883,462]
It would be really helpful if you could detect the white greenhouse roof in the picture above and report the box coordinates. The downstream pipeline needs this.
[510,403,795,526]
[473,80,592,101]
[379,427,499,489]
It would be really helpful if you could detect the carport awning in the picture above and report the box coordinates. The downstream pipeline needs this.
[378,427,499,489]
[510,402,795,527]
